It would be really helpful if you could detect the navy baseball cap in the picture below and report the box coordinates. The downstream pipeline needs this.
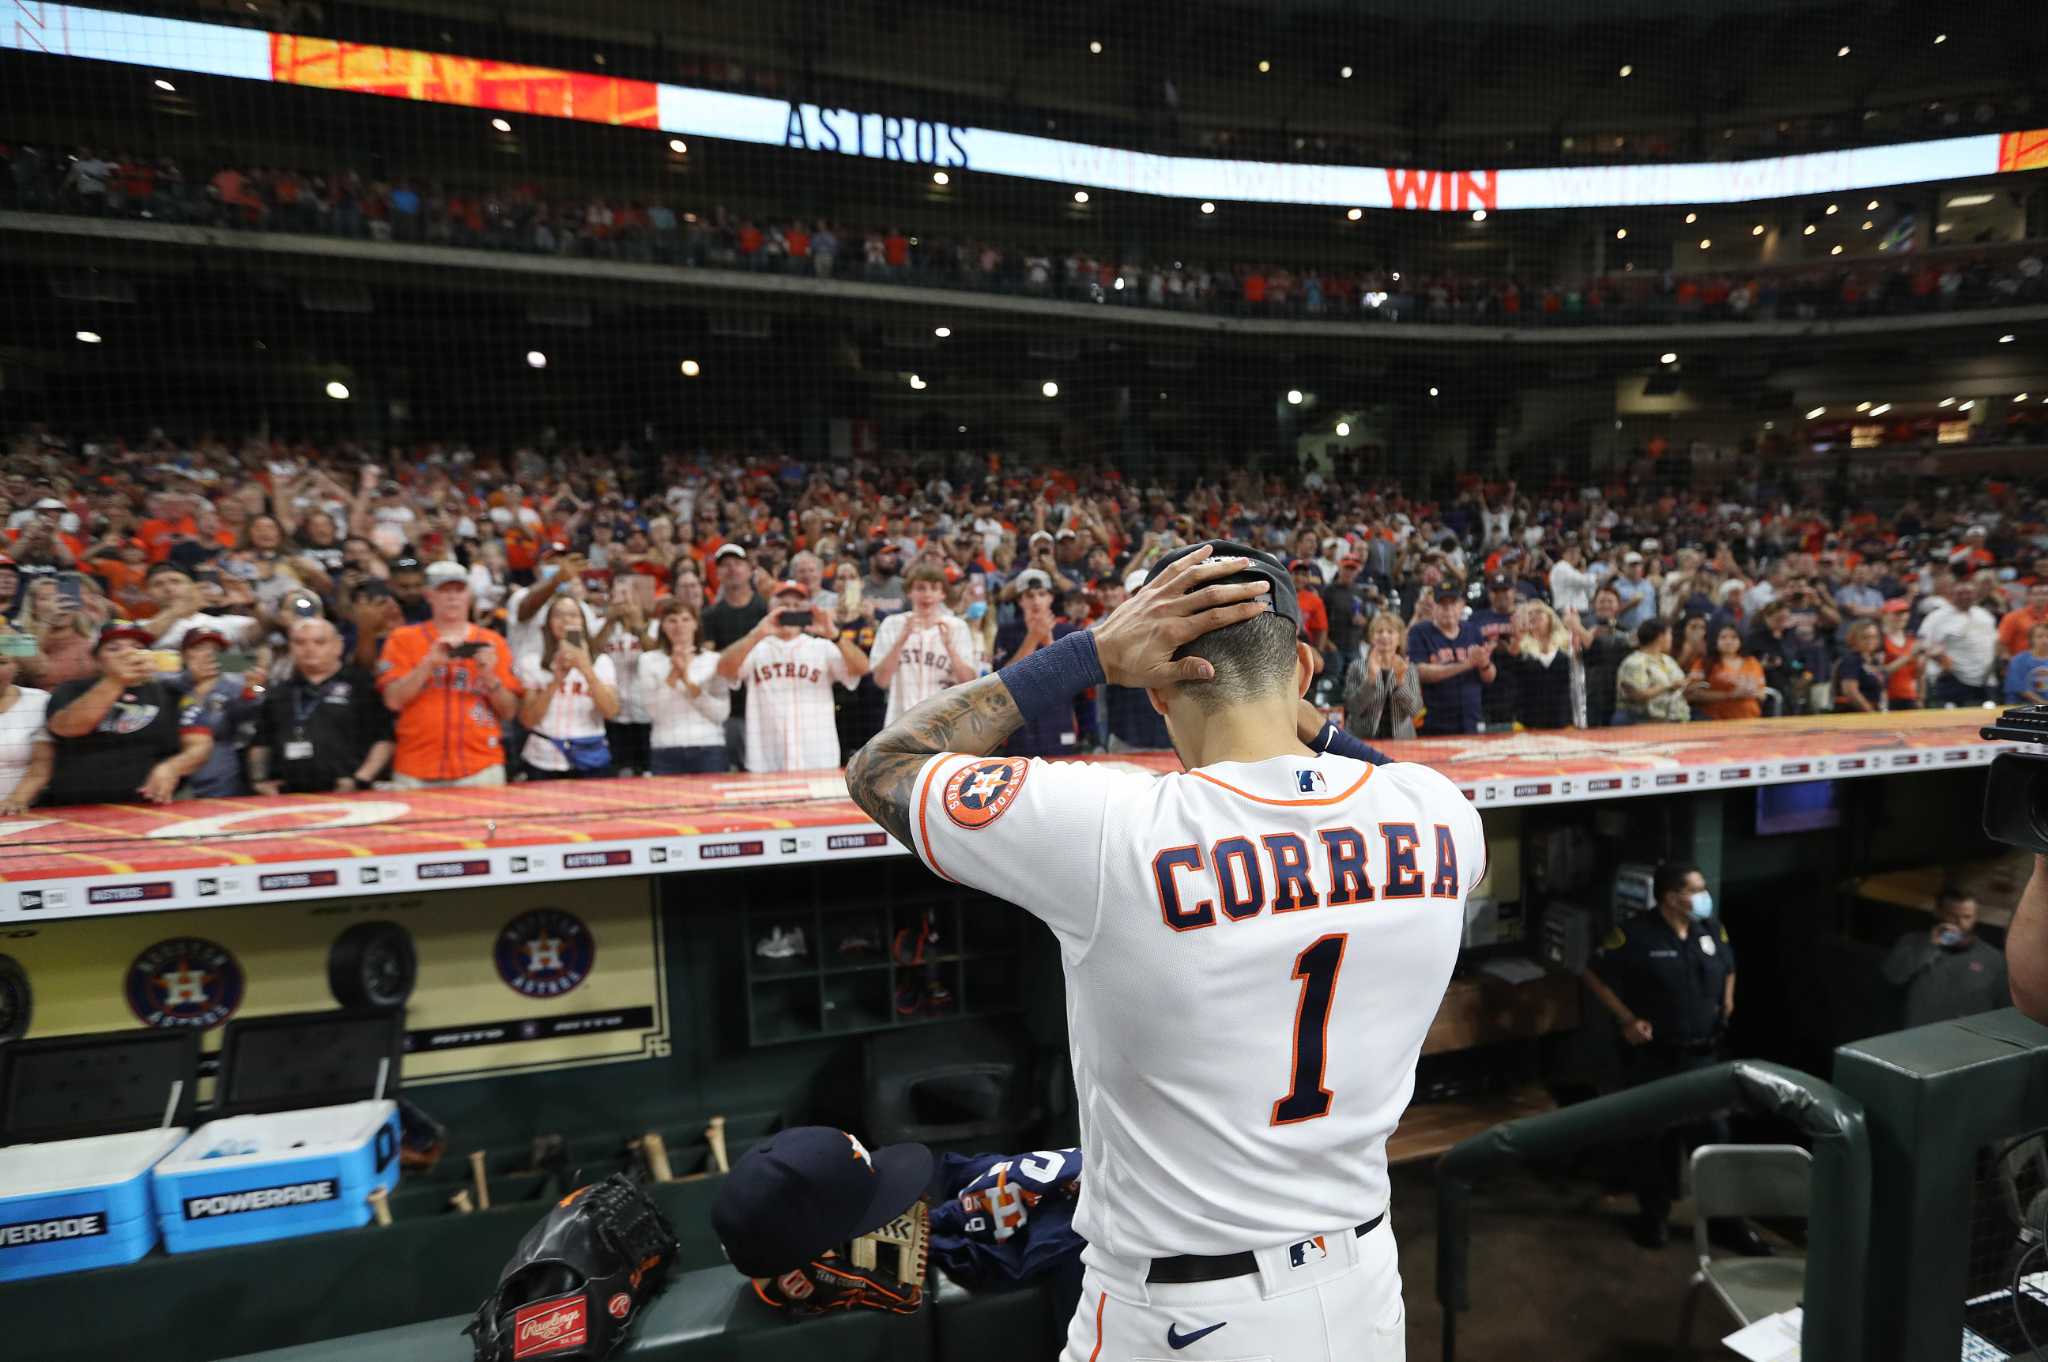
[711,1126,932,1278]
[1141,539,1302,632]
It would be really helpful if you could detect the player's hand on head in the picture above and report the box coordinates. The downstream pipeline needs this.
[1093,544,1273,689]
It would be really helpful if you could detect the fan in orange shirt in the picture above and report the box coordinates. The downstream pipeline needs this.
[1688,623,1766,721]
[376,563,522,787]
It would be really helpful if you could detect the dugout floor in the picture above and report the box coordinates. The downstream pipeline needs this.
[1390,1163,1761,1359]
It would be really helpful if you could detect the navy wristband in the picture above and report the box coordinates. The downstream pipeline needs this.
[999,630,1105,725]
[1313,720,1393,767]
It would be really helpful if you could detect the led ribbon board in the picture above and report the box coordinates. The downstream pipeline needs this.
[6,4,2044,210]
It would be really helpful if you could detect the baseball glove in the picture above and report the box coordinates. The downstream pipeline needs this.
[752,1254,923,1316]
[464,1174,681,1361]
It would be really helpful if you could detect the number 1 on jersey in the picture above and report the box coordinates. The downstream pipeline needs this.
[1272,933,1347,1125]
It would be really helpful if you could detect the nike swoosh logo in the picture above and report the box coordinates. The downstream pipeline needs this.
[1166,1321,1227,1350]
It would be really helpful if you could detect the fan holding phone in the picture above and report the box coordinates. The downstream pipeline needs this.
[518,595,622,779]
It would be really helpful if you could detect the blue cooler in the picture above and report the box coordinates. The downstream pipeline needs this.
[153,1100,400,1253]
[0,1127,188,1281]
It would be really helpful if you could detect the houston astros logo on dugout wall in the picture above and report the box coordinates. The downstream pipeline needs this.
[944,758,1027,830]
[126,936,245,1029]
[494,909,595,999]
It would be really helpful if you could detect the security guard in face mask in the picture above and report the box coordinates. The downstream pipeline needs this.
[1580,862,1770,1254]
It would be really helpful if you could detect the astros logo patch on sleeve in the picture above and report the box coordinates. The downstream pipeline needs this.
[944,757,1028,830]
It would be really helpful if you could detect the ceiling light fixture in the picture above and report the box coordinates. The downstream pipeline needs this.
[325,381,350,400]
[1286,389,1304,405]
[669,138,687,154]
[1698,238,1711,250]
[1200,201,1216,214]
[1753,224,1766,236]
[1428,386,1440,398]
[1340,65,1354,79]
[934,326,951,338]
[1618,64,1633,77]
[1257,60,1271,73]
[1939,397,1956,407]
[1347,208,1363,221]
[1073,190,1089,204]
[1806,407,1827,419]
[1685,212,1698,224]
[1041,380,1060,398]
[490,117,511,132]
[1999,334,2016,343]
[932,171,949,185]
[1471,209,1487,222]
[1089,40,1102,54]
[680,359,701,377]
[525,350,547,369]
[74,330,101,344]
[1869,403,1892,415]
[1660,352,1678,364]
[1335,421,1351,437]
[153,78,175,92]
[1837,45,1851,57]
[1615,228,1627,240]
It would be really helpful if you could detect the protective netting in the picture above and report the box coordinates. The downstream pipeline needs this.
[0,2,2042,796]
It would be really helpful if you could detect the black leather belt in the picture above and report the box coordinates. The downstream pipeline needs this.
[1147,1212,1385,1284]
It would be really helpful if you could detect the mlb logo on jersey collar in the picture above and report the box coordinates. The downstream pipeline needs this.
[1295,769,1327,795]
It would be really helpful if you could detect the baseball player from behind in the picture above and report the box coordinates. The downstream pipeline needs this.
[847,542,1481,1361]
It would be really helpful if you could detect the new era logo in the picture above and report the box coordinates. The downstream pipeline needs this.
[1288,1236,1327,1268]
[1295,769,1327,795]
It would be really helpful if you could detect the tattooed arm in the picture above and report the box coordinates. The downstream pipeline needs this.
[845,675,1024,847]
[846,544,1275,851]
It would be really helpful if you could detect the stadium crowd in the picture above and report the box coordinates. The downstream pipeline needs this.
[5,141,2046,327]
[0,424,2042,810]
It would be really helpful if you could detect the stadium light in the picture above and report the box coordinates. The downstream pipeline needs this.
[1863,220,1874,230]
[1806,407,1827,419]
[1347,208,1363,221]
[1340,65,1354,79]
[1804,224,1818,235]
[1073,190,1089,204]
[1286,389,1304,405]
[1826,203,1839,215]
[1837,45,1851,57]
[490,117,511,132]
[1615,228,1627,239]
[1684,212,1697,224]
[153,78,175,92]
[669,139,687,154]
[1471,208,1487,222]
[2017,394,2031,403]
[1934,33,1947,44]
[679,359,701,377]
[1939,397,1956,407]
[1041,380,1059,398]
[1753,224,1766,235]
[934,326,951,338]
[325,381,350,400]
[1831,244,1844,255]
[1660,352,1678,364]
[1947,193,1995,207]
[1335,421,1351,437]
[1114,277,1126,290]
[1089,40,1102,54]
[1698,238,1711,250]
[1200,201,1216,214]
[525,350,547,369]
[1618,64,1633,77]
[1869,403,1892,415]
[908,374,926,390]
[1867,199,1880,210]
[932,171,949,185]
[1257,60,1271,73]
[1856,401,1872,412]
[1428,386,1440,398]
[1959,400,1976,411]
[74,330,101,343]
[2000,334,2016,343]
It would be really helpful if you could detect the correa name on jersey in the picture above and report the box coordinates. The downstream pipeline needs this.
[183,1179,338,1219]
[0,1213,108,1247]
[1151,820,1463,930]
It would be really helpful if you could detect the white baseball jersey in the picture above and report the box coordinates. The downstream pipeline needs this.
[872,611,977,724]
[910,751,1483,1261]
[738,634,857,772]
